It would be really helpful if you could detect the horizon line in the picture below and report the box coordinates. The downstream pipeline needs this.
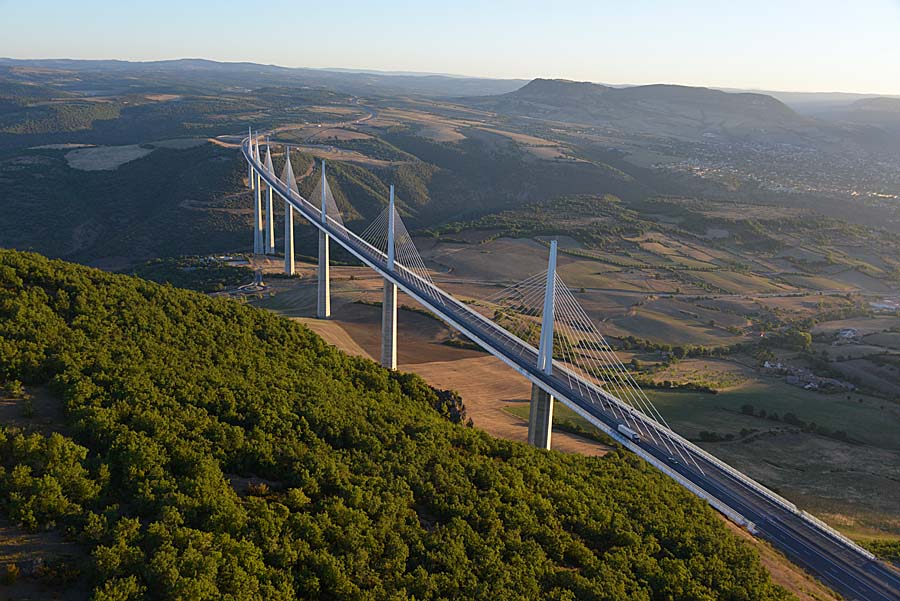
[2,55,898,98]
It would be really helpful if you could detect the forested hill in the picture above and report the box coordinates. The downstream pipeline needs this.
[464,78,817,143]
[0,249,791,600]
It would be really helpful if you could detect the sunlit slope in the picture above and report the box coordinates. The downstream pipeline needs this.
[0,249,792,600]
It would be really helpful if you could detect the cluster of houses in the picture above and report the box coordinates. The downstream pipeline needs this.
[832,328,861,345]
[870,298,900,313]
[761,361,855,392]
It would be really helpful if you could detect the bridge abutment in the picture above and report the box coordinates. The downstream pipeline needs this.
[528,384,553,449]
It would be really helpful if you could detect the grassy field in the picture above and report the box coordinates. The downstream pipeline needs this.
[499,373,899,456]
[606,308,741,346]
[863,331,900,350]
[716,434,900,535]
[648,381,898,448]
[508,370,900,538]
[688,270,794,294]
[779,273,857,291]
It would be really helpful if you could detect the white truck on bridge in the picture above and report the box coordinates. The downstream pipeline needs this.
[617,424,641,443]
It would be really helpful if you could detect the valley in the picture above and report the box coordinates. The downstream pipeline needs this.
[3,57,900,598]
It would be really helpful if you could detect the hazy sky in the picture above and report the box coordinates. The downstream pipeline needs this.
[2,0,899,94]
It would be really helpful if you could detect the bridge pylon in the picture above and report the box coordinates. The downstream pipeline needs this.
[253,133,264,255]
[317,160,331,319]
[281,146,296,275]
[381,185,398,369]
[264,140,276,255]
[247,126,254,190]
[528,239,558,449]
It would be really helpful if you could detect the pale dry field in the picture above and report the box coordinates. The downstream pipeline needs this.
[475,126,559,147]
[289,144,393,167]
[64,144,153,170]
[307,128,373,141]
[410,355,608,455]
[416,124,466,142]
[306,106,361,116]
[526,145,568,159]
[144,94,181,101]
[150,138,207,149]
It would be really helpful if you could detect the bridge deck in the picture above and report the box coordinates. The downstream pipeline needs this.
[244,139,900,601]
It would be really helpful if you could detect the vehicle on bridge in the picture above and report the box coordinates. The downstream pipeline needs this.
[617,423,641,443]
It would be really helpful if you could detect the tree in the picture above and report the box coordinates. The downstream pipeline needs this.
[0,249,793,601]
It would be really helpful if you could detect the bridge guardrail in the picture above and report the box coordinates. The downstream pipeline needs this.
[243,138,876,564]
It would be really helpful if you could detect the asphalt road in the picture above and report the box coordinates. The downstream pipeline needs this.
[246,140,900,601]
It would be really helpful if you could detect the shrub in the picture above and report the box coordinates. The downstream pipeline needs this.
[1,563,19,586]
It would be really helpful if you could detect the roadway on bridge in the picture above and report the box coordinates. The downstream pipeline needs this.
[245,140,900,601]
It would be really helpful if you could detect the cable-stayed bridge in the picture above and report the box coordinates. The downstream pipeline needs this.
[243,133,900,601]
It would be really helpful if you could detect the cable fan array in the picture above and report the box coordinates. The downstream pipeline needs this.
[481,270,699,468]
[359,204,444,305]
[281,149,300,194]
[310,164,344,228]
[256,137,696,468]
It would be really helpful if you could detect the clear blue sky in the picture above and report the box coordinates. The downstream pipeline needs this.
[2,0,899,94]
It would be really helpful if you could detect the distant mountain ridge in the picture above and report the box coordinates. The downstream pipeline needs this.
[851,97,900,113]
[465,78,814,143]
[818,96,900,131]
[514,78,796,117]
[0,57,527,98]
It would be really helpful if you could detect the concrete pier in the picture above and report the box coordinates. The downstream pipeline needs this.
[251,166,260,254]
[254,170,264,255]
[253,136,264,255]
[527,385,554,449]
[381,280,398,369]
[284,203,294,275]
[266,185,274,254]
[317,230,331,318]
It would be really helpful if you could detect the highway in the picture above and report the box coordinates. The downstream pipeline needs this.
[245,138,900,601]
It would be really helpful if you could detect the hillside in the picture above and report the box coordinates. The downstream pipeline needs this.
[0,249,793,600]
[3,63,900,269]
[851,97,900,114]
[466,78,819,142]
[0,58,526,99]
[821,97,900,130]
